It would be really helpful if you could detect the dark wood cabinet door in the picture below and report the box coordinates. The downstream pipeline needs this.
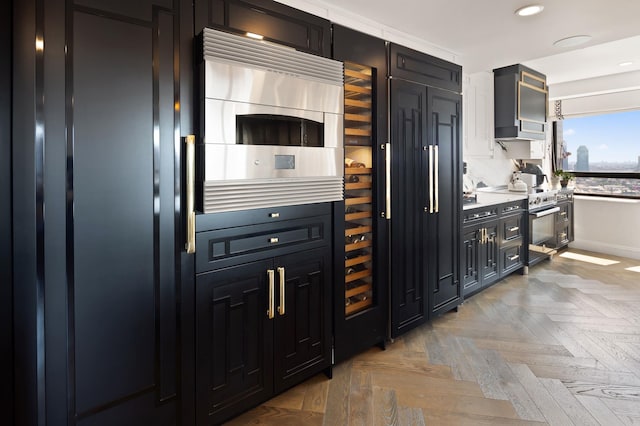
[428,88,461,313]
[196,259,274,425]
[390,79,429,338]
[196,0,330,57]
[273,248,331,393]
[480,221,500,286]
[462,226,481,296]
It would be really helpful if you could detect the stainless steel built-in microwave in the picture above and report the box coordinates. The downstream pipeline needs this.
[199,28,344,213]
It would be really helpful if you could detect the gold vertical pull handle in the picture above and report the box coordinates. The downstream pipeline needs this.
[277,267,285,316]
[185,135,196,254]
[434,145,439,213]
[267,269,275,319]
[428,145,434,213]
[384,143,391,220]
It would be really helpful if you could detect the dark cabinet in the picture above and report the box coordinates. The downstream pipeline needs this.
[494,64,548,140]
[462,200,525,297]
[195,0,331,57]
[332,25,388,362]
[389,45,462,338]
[462,208,499,296]
[195,206,332,425]
[12,0,192,424]
[555,192,574,249]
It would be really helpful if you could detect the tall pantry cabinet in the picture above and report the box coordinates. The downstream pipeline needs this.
[389,44,463,338]
[332,25,389,362]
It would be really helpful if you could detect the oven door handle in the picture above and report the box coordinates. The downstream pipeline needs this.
[531,206,560,218]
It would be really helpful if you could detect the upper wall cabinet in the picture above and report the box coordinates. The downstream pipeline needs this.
[195,0,331,57]
[494,64,548,140]
[389,44,462,93]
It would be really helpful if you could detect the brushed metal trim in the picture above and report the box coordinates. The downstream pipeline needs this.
[203,27,344,86]
[267,269,275,319]
[185,135,196,253]
[202,177,344,213]
[277,266,285,316]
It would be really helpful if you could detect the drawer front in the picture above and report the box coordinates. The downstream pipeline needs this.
[502,214,524,242]
[500,200,525,216]
[500,244,524,275]
[196,215,330,273]
[463,207,498,224]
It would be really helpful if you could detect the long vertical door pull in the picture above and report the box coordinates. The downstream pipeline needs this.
[277,267,285,315]
[428,145,434,213]
[185,135,196,253]
[267,269,275,319]
[384,143,391,219]
[434,145,439,213]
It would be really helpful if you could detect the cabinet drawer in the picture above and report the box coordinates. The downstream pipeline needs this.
[463,207,498,224]
[196,215,330,273]
[556,226,570,248]
[500,200,525,216]
[502,215,524,242]
[500,244,524,275]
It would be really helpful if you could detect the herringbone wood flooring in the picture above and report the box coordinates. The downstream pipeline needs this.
[225,249,640,425]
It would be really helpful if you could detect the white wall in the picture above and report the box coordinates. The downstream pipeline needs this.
[462,71,552,188]
[572,196,640,260]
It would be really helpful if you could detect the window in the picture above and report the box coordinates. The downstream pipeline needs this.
[557,109,640,197]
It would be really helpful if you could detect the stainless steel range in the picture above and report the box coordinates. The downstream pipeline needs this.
[527,188,560,270]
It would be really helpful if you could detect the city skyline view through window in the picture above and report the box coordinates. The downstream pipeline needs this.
[561,109,640,197]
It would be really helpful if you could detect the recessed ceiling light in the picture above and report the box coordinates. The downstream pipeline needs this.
[619,61,633,67]
[553,35,592,48]
[515,4,544,16]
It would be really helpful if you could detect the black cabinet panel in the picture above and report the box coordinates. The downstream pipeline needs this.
[462,227,480,295]
[390,79,429,337]
[1,0,12,422]
[196,214,330,273]
[494,64,547,140]
[274,248,331,392]
[196,260,274,425]
[74,0,171,21]
[462,201,525,298]
[198,0,330,57]
[389,44,462,92]
[73,12,155,413]
[429,88,461,313]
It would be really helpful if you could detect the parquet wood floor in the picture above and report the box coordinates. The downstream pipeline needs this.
[225,249,640,425]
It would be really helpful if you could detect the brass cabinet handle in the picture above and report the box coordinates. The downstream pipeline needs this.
[277,267,285,316]
[434,145,439,213]
[267,269,275,319]
[559,211,567,216]
[508,254,520,261]
[508,226,520,232]
[429,145,434,213]
[384,143,391,220]
[269,237,279,244]
[185,135,196,254]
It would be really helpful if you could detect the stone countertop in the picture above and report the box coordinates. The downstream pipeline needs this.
[463,190,528,211]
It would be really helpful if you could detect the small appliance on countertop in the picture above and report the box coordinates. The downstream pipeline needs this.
[507,171,528,192]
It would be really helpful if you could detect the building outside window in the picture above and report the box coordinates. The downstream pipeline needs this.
[558,109,640,197]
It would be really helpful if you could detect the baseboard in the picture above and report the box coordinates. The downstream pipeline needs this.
[570,239,640,260]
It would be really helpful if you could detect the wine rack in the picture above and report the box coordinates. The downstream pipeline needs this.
[343,62,374,316]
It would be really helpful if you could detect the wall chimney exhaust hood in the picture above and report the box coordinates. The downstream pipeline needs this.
[494,64,548,141]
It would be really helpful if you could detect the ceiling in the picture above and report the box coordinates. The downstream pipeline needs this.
[311,0,640,84]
